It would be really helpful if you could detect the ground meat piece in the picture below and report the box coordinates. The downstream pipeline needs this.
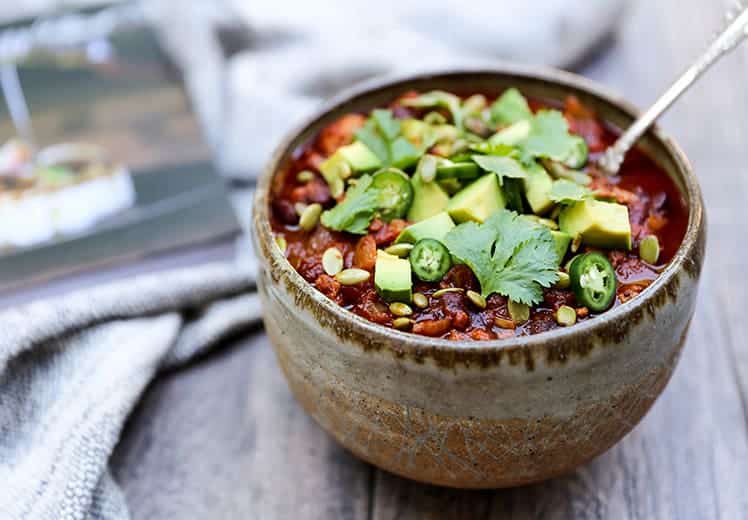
[543,289,576,311]
[368,218,384,232]
[314,274,342,304]
[523,311,558,335]
[413,318,453,337]
[469,329,496,341]
[564,96,606,152]
[354,298,391,325]
[440,265,480,291]
[592,184,640,205]
[576,307,589,319]
[316,114,366,156]
[353,235,377,271]
[373,219,408,246]
[445,330,471,341]
[618,281,651,304]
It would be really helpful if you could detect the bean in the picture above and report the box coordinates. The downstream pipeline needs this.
[494,316,516,330]
[299,203,322,231]
[640,235,661,264]
[274,235,287,253]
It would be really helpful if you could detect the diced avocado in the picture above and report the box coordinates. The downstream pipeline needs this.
[338,141,382,172]
[488,119,532,147]
[559,199,632,250]
[395,211,455,244]
[447,174,506,224]
[551,230,572,264]
[523,161,554,215]
[375,250,412,303]
[407,172,450,222]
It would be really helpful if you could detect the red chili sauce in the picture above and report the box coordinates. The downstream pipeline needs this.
[269,92,688,341]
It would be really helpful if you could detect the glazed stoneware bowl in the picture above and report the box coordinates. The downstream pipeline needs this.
[251,66,705,489]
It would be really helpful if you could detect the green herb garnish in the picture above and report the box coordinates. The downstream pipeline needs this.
[490,88,533,125]
[472,155,528,186]
[520,110,583,163]
[401,91,464,130]
[443,209,560,305]
[548,179,593,205]
[355,109,421,169]
[320,174,380,234]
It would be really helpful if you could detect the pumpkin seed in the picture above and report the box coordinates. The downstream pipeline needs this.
[416,154,438,183]
[299,203,322,231]
[554,271,570,289]
[392,317,414,330]
[296,170,315,183]
[494,316,516,330]
[466,290,486,309]
[389,302,413,317]
[432,287,464,298]
[275,235,287,253]
[335,268,370,285]
[294,202,308,216]
[412,292,429,309]
[462,94,487,115]
[423,111,448,125]
[556,305,577,327]
[508,300,530,323]
[322,247,344,276]
[384,243,414,257]
[640,235,660,264]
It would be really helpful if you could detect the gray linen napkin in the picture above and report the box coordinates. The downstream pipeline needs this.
[0,261,260,519]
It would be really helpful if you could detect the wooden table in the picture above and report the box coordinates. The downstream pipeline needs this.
[109,1,748,517]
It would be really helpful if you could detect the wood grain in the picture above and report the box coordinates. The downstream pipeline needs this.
[112,0,748,518]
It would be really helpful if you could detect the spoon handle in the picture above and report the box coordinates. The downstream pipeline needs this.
[599,5,748,175]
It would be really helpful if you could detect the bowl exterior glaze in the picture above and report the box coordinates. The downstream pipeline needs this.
[252,66,705,488]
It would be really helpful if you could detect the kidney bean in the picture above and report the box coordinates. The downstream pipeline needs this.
[353,235,377,271]
[272,199,299,225]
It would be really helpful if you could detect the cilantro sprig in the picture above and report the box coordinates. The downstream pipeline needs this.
[443,209,560,305]
[320,175,380,234]
[355,109,421,169]
[472,154,529,186]
[490,88,533,125]
[548,179,593,205]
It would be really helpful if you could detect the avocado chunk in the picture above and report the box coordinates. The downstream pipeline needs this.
[407,172,450,222]
[551,230,572,264]
[395,211,455,244]
[338,141,382,172]
[559,199,632,250]
[374,250,412,303]
[447,173,506,224]
[523,161,554,215]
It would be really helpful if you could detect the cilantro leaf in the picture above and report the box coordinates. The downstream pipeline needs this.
[320,175,380,234]
[520,110,581,162]
[355,110,421,169]
[490,88,533,125]
[548,179,593,205]
[443,209,560,305]
[472,155,528,186]
[401,90,463,130]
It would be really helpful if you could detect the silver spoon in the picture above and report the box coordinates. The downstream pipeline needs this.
[598,4,748,175]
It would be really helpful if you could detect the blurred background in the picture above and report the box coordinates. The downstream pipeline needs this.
[0,0,631,300]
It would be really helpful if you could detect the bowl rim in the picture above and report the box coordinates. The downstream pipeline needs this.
[252,63,704,355]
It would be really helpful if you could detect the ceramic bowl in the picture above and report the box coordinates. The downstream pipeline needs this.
[251,65,705,488]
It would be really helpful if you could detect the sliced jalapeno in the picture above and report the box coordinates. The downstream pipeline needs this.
[371,168,414,221]
[569,252,617,312]
[409,238,452,282]
[435,161,481,181]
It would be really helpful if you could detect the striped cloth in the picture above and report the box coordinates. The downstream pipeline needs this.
[0,261,260,519]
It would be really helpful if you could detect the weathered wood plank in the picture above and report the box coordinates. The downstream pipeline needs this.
[112,333,371,520]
